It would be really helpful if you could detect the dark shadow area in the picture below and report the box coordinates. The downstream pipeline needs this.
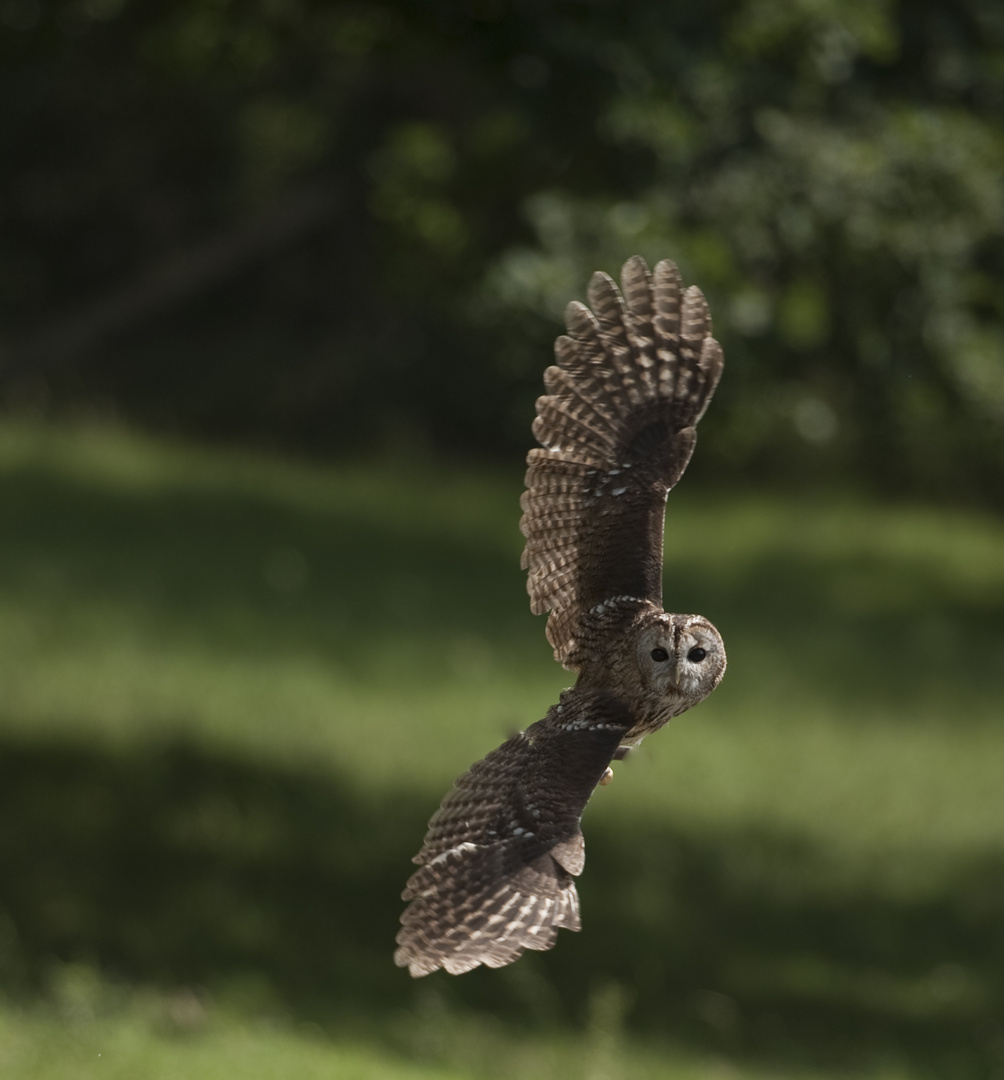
[0,734,1000,1076]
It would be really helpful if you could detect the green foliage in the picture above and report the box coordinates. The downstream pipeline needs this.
[0,0,1001,499]
[0,421,1002,1078]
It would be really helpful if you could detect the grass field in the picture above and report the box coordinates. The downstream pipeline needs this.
[0,419,1001,1079]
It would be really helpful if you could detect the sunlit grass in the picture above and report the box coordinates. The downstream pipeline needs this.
[1,419,1000,837]
[0,979,463,1080]
[0,418,1001,1078]
[1,966,920,1080]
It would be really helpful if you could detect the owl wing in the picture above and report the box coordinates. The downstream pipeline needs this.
[394,689,632,977]
[520,256,723,669]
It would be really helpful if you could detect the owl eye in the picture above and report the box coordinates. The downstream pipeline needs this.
[687,647,707,663]
[650,648,669,662]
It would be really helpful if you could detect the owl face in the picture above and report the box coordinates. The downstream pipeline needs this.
[635,613,726,706]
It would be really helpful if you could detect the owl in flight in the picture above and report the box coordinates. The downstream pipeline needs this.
[395,255,726,977]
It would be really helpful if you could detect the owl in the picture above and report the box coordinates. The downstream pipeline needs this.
[395,255,726,977]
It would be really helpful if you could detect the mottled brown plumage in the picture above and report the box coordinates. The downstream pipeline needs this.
[395,256,726,978]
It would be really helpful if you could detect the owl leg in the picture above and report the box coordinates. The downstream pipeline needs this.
[600,745,633,785]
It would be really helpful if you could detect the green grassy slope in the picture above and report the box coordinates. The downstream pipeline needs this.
[0,420,1001,1079]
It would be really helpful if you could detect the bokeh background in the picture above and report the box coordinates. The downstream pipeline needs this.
[1,2,1003,1078]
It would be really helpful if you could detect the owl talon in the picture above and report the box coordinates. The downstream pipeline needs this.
[599,766,614,786]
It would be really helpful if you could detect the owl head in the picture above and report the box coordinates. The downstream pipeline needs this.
[635,612,726,707]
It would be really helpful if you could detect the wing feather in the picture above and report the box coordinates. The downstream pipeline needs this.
[520,255,723,669]
[394,689,631,977]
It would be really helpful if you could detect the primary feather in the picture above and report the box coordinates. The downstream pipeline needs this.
[521,257,723,670]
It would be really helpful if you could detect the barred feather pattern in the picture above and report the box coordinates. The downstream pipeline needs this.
[520,256,723,669]
[394,689,632,977]
[396,256,726,979]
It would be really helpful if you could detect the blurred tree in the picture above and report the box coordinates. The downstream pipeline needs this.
[0,0,1001,501]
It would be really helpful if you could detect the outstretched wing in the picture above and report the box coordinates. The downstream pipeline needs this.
[520,256,723,669]
[394,690,632,977]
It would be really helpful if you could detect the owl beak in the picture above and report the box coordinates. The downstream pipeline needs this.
[671,660,685,690]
